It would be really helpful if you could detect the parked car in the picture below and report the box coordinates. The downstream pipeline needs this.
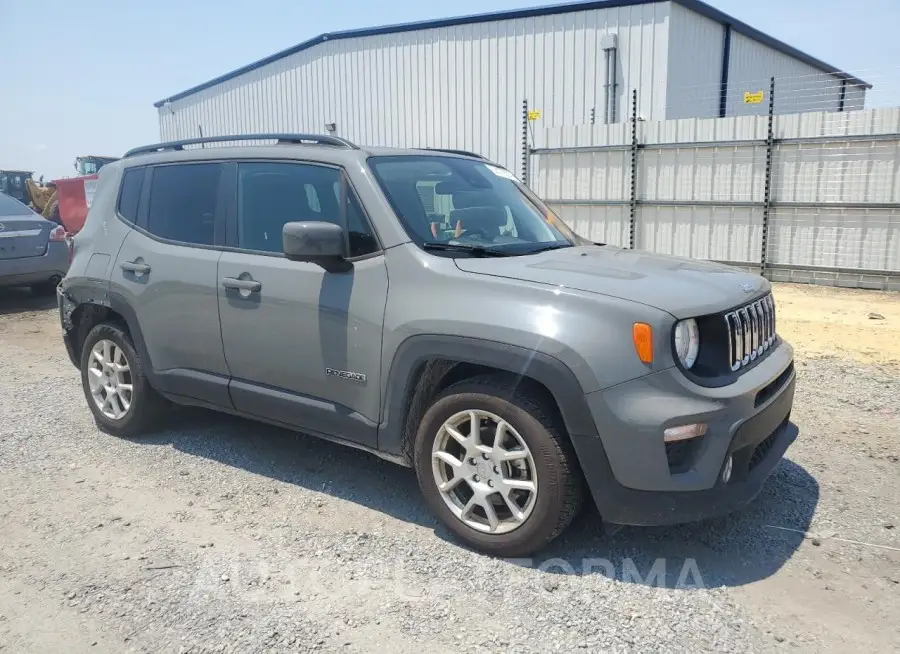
[0,192,70,295]
[57,134,798,556]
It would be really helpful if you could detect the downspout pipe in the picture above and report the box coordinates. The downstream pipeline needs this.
[601,33,618,124]
[719,23,732,118]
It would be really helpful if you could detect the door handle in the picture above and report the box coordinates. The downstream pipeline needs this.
[121,261,151,274]
[222,277,262,293]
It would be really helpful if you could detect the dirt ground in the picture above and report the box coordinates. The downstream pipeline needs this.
[773,283,900,367]
[0,282,898,653]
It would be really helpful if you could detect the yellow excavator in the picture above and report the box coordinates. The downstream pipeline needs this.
[26,177,58,217]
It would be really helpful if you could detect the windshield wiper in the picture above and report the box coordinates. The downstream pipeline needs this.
[519,243,574,254]
[422,242,512,257]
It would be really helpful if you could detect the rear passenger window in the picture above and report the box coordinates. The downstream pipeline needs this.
[117,168,143,223]
[147,163,220,245]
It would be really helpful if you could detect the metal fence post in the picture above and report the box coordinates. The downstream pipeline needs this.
[629,89,639,249]
[521,99,530,185]
[760,76,776,277]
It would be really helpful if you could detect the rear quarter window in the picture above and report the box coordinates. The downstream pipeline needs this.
[117,168,144,223]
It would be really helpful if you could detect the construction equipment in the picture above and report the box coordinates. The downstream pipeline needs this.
[0,170,35,205]
[2,155,119,233]
[74,155,118,176]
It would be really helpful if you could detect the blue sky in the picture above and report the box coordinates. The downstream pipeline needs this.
[2,0,897,179]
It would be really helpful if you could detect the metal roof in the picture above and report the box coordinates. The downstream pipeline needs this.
[154,0,870,108]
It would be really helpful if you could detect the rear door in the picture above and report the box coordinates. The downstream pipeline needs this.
[110,162,231,407]
[0,194,52,261]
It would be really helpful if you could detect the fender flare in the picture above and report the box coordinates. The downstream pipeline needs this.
[377,334,599,457]
[60,281,155,382]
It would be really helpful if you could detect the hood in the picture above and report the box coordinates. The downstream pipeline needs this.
[454,245,769,319]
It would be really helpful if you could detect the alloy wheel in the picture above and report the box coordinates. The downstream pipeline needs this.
[431,409,538,534]
[87,339,133,420]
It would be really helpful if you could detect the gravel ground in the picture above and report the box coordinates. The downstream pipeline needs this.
[0,286,898,653]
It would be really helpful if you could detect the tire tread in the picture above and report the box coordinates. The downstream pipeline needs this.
[414,372,585,556]
[80,322,166,437]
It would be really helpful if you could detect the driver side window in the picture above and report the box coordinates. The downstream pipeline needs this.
[237,162,379,257]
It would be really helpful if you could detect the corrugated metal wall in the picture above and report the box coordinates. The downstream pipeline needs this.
[158,1,867,170]
[665,2,725,119]
[727,32,866,117]
[664,4,867,120]
[158,3,673,173]
[531,107,900,289]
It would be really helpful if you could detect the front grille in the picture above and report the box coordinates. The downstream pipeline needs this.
[724,294,776,372]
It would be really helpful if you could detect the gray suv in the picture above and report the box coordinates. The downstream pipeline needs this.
[58,134,797,556]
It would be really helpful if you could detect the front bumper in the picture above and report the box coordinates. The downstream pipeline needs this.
[572,339,798,526]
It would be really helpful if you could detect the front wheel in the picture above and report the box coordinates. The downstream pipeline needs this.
[414,375,584,557]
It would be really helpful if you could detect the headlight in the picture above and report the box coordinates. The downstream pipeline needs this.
[674,319,700,369]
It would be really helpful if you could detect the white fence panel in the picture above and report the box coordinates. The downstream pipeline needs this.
[639,205,762,263]
[767,207,900,272]
[531,106,900,288]
[546,204,631,247]
[639,145,767,202]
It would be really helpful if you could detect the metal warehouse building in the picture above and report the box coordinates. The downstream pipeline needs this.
[154,0,868,174]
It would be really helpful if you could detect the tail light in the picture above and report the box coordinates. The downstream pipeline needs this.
[50,225,74,263]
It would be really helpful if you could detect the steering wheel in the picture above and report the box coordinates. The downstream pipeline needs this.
[458,226,492,241]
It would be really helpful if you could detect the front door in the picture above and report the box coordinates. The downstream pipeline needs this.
[110,162,231,407]
[217,161,388,447]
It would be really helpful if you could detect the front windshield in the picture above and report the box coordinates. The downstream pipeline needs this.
[77,160,99,175]
[369,155,585,254]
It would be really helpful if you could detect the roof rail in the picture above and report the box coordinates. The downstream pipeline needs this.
[124,133,359,158]
[419,147,488,160]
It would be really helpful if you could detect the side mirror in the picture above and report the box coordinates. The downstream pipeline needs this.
[282,221,351,272]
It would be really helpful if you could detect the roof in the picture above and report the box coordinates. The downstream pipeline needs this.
[119,135,491,168]
[154,0,870,108]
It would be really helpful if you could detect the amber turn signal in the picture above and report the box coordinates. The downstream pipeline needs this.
[632,323,653,364]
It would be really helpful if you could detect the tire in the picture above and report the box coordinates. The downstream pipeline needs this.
[413,374,584,557]
[79,322,166,437]
[31,274,62,296]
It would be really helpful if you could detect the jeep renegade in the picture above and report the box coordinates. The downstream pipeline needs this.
[58,134,798,556]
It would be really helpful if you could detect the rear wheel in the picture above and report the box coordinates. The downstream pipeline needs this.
[414,375,584,557]
[79,323,166,437]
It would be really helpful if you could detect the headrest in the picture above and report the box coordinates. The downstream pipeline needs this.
[452,190,503,209]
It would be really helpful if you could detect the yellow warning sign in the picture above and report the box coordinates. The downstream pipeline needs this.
[527,110,542,121]
[744,91,765,104]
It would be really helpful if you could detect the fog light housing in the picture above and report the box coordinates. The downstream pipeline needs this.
[663,423,707,443]
[721,455,734,483]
